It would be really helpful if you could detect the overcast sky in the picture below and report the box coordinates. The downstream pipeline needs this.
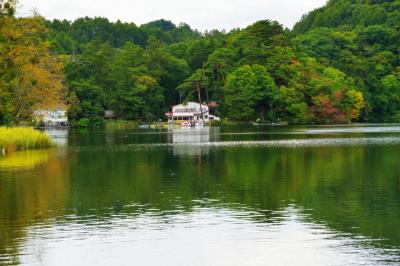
[18,0,327,31]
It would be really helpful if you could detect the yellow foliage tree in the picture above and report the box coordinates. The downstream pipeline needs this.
[0,2,66,124]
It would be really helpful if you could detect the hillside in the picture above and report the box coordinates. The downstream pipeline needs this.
[293,0,400,34]
[0,0,399,125]
[292,0,400,121]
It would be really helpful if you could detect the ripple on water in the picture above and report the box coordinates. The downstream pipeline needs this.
[123,137,400,150]
[68,137,400,154]
[296,126,400,134]
[8,206,399,266]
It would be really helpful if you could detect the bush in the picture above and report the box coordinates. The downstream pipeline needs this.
[392,112,400,122]
[76,118,91,128]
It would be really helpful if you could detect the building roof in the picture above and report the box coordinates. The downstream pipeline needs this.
[172,102,208,108]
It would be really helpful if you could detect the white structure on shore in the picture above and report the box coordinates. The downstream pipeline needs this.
[35,109,69,127]
[166,102,220,124]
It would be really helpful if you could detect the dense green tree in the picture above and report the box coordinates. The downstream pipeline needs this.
[273,86,310,124]
[66,91,81,123]
[372,74,400,121]
[224,65,277,121]
[69,79,106,123]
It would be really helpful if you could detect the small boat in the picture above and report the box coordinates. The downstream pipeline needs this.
[181,121,192,127]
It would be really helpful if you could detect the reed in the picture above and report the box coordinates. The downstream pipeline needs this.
[0,127,53,154]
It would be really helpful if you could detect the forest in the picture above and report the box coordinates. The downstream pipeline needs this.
[0,0,399,126]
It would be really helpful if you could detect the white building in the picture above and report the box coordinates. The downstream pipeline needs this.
[35,109,69,127]
[167,102,220,124]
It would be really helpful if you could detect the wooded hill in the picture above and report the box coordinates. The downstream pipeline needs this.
[292,0,400,122]
[1,0,399,125]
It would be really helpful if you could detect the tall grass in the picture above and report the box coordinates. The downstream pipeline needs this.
[0,127,53,153]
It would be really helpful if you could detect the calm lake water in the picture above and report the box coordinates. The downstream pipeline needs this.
[1,125,400,265]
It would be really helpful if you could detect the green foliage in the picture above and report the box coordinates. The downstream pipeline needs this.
[273,86,310,124]
[0,0,16,16]
[373,74,400,121]
[76,118,90,128]
[66,91,82,122]
[292,0,400,122]
[69,79,106,122]
[224,65,277,121]
[1,1,397,125]
[60,32,189,123]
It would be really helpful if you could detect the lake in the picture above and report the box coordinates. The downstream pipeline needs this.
[0,125,400,265]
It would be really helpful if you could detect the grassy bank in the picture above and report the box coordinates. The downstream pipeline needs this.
[0,127,53,154]
[104,119,138,130]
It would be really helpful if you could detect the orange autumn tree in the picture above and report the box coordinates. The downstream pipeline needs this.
[0,1,66,124]
[308,67,365,124]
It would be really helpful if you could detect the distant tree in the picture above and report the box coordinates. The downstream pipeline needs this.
[0,0,16,16]
[66,91,82,123]
[371,74,400,122]
[69,79,106,122]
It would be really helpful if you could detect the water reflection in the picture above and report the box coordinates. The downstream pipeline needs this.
[18,206,400,266]
[0,149,53,170]
[0,125,400,265]
[44,129,69,146]
[0,148,69,265]
[297,125,400,134]
[168,127,220,156]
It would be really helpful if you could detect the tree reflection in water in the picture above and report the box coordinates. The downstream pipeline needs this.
[0,126,400,265]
